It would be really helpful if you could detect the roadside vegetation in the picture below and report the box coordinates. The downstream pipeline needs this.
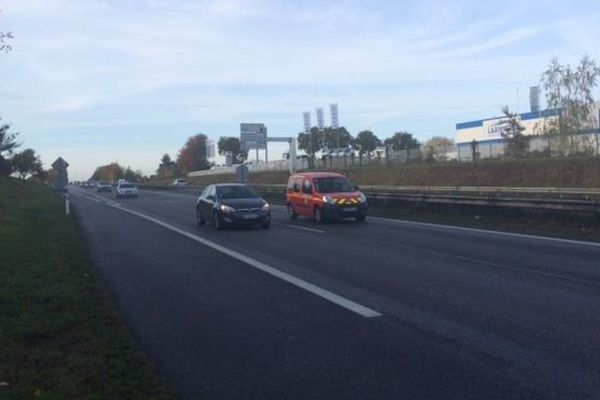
[0,178,176,400]
[143,156,600,189]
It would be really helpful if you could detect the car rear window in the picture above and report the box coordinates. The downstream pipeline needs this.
[217,186,258,199]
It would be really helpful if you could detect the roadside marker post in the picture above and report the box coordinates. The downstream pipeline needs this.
[65,194,70,215]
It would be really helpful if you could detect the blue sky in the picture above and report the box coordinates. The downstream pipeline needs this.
[1,0,600,180]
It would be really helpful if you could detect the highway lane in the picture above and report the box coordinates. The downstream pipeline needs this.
[69,187,600,399]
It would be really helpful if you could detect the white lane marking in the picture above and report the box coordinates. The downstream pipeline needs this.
[369,216,600,248]
[107,204,382,318]
[285,224,326,234]
[372,239,600,288]
[85,196,102,203]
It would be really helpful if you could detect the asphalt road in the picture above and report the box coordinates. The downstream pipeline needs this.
[68,186,600,399]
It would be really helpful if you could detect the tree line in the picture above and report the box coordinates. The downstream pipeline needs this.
[0,120,44,180]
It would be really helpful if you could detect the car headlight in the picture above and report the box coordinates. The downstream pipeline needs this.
[358,192,367,203]
[262,203,270,211]
[322,195,334,204]
[220,205,236,213]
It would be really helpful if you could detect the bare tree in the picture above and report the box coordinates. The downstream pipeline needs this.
[541,55,600,155]
[0,8,13,52]
[499,106,528,159]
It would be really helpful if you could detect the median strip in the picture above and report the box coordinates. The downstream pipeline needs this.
[107,203,382,318]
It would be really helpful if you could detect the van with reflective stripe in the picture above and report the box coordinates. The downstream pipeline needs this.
[286,172,368,223]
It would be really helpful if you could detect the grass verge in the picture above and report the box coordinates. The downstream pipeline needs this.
[0,178,176,400]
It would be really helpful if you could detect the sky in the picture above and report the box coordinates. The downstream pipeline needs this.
[1,0,600,181]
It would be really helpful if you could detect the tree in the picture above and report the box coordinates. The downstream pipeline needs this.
[176,133,210,174]
[353,130,381,155]
[498,107,528,159]
[322,127,353,150]
[1,8,13,52]
[157,153,178,178]
[90,162,124,181]
[218,137,246,162]
[297,127,324,156]
[0,119,19,176]
[12,148,42,179]
[541,55,600,154]
[384,131,420,151]
[422,136,455,161]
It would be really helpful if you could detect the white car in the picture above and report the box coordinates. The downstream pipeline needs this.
[116,183,138,198]
[172,178,188,187]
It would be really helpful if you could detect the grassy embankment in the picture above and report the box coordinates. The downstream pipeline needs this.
[0,178,176,400]
[147,156,600,188]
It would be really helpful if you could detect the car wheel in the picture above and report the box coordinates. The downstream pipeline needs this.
[260,221,271,229]
[287,203,298,220]
[313,207,324,224]
[196,208,205,226]
[213,211,223,230]
[356,215,366,222]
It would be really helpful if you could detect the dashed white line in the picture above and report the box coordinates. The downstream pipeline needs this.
[285,224,327,234]
[107,203,382,318]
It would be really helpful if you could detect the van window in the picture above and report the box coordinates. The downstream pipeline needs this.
[293,178,302,193]
[302,180,312,194]
[287,177,296,192]
[313,177,355,193]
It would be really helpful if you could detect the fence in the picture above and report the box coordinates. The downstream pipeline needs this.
[458,131,600,161]
[188,148,422,178]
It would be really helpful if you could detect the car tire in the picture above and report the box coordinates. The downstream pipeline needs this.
[260,221,271,229]
[356,215,366,222]
[287,203,298,220]
[313,207,324,224]
[196,208,205,226]
[213,212,223,230]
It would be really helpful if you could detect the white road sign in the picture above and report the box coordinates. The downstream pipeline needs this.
[240,123,267,150]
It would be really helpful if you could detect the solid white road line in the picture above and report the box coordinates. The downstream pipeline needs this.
[107,203,382,318]
[285,224,327,234]
[369,216,600,248]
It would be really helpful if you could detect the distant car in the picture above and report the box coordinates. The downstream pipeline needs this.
[196,184,271,230]
[97,181,112,192]
[116,183,138,199]
[172,178,188,187]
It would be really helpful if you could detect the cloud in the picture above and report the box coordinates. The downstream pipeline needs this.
[1,0,600,180]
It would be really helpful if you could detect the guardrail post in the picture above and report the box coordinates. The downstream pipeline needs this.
[65,194,70,215]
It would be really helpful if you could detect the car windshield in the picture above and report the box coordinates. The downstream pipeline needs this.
[313,177,355,193]
[119,184,134,189]
[99,181,109,185]
[217,186,259,199]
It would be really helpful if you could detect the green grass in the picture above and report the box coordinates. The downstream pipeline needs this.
[145,156,600,188]
[0,178,177,400]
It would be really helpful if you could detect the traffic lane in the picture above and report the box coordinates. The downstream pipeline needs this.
[138,189,600,284]
[273,205,600,285]
[90,188,600,392]
[68,192,542,400]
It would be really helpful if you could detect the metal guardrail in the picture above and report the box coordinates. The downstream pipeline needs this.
[249,184,600,214]
[139,184,600,214]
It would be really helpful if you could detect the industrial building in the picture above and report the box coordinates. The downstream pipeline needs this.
[455,91,600,161]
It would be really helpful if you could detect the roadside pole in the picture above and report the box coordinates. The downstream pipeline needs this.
[65,194,70,215]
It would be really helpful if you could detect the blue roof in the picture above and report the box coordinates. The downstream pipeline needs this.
[456,108,561,130]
